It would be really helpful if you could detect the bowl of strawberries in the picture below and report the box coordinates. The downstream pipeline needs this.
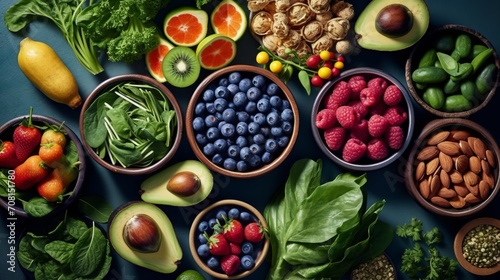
[0,108,86,219]
[189,199,269,279]
[311,67,415,171]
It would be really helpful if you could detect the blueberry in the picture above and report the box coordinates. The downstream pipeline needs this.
[227,143,238,156]
[281,100,291,110]
[266,111,280,126]
[239,78,252,92]
[196,133,209,145]
[222,108,236,122]
[207,256,219,269]
[281,108,293,121]
[203,89,215,102]
[262,151,274,163]
[252,74,266,88]
[233,92,247,107]
[281,121,292,134]
[192,117,205,131]
[265,138,278,153]
[269,95,282,108]
[247,122,260,135]
[260,127,270,137]
[246,86,262,101]
[249,143,263,155]
[198,233,207,244]
[212,153,224,166]
[219,77,229,87]
[248,154,262,167]
[195,102,206,115]
[216,209,227,221]
[237,160,248,171]
[237,111,250,122]
[206,127,221,141]
[239,211,251,222]
[214,138,228,152]
[257,98,270,112]
[208,218,217,229]
[198,221,209,232]
[240,146,251,161]
[206,102,216,113]
[266,82,279,95]
[227,83,239,94]
[203,143,215,157]
[214,98,228,112]
[223,158,237,170]
[215,85,230,98]
[245,101,257,114]
[236,122,248,135]
[271,127,283,137]
[215,112,223,121]
[218,120,227,130]
[229,72,242,84]
[221,123,236,138]
[197,244,210,258]
[253,134,266,145]
[205,115,218,127]
[236,136,248,147]
[228,208,240,219]
[278,135,290,147]
[253,113,266,125]
[241,255,255,270]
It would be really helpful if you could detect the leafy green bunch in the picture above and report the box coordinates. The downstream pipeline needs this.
[396,218,458,280]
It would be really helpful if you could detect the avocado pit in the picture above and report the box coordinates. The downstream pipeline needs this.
[123,214,161,253]
[166,171,201,196]
[375,4,413,37]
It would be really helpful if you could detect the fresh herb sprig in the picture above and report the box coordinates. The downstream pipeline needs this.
[397,218,458,280]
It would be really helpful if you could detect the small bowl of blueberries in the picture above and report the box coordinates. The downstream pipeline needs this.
[189,199,269,279]
[186,64,299,178]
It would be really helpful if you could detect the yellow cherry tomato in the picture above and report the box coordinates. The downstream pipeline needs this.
[334,61,345,69]
[317,66,332,79]
[319,50,331,61]
[269,60,283,73]
[256,51,270,65]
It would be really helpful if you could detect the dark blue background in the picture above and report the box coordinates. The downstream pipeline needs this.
[1,0,499,279]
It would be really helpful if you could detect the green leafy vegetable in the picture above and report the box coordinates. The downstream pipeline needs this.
[77,195,113,223]
[70,224,107,276]
[4,0,104,74]
[196,0,212,9]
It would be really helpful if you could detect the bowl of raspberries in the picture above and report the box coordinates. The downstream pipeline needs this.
[186,65,299,178]
[189,199,269,279]
[311,67,415,171]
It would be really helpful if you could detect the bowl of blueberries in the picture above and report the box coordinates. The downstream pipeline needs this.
[186,65,299,178]
[189,199,269,279]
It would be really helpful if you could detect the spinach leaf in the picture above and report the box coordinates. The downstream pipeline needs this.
[66,217,89,240]
[70,225,107,276]
[18,234,40,272]
[77,195,113,224]
[83,91,116,148]
[45,241,74,264]
[106,108,133,139]
[22,197,57,217]
[34,259,62,280]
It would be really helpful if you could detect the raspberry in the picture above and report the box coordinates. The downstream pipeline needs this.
[383,106,408,126]
[348,100,369,119]
[315,108,337,129]
[366,138,390,161]
[323,126,346,151]
[342,138,366,163]
[336,106,358,129]
[325,81,351,108]
[367,77,388,93]
[385,125,405,150]
[347,75,366,99]
[350,119,370,142]
[368,114,389,137]
[360,87,382,107]
[383,85,403,106]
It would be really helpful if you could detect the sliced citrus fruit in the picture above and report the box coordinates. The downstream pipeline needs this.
[164,7,208,47]
[146,36,175,83]
[196,34,237,70]
[210,0,247,41]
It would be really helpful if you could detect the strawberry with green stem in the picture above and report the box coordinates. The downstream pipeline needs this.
[223,217,244,244]
[204,232,230,256]
[13,155,49,190]
[0,140,19,169]
[13,107,42,162]
[244,222,267,243]
[40,122,67,148]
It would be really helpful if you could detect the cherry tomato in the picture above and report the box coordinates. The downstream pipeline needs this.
[306,54,322,69]
[334,61,345,70]
[329,51,336,60]
[256,51,270,65]
[317,67,332,80]
[322,60,334,69]
[337,55,345,63]
[319,50,331,61]
[311,75,324,87]
[269,60,283,73]
[331,67,341,77]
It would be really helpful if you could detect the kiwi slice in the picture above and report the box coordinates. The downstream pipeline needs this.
[162,46,201,88]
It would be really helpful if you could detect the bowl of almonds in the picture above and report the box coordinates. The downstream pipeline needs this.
[404,118,499,217]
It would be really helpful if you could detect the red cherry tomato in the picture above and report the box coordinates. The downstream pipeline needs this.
[306,54,322,69]
[322,60,334,69]
[337,55,345,63]
[331,67,341,77]
[311,74,324,87]
[329,51,336,60]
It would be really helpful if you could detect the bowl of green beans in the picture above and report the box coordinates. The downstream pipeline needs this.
[79,74,183,175]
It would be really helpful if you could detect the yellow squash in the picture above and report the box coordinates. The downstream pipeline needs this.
[17,38,82,109]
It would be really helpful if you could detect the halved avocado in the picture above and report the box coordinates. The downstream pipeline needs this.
[108,201,182,274]
[140,160,213,206]
[355,0,429,51]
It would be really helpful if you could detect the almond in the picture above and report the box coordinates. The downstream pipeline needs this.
[449,170,464,184]
[430,196,451,208]
[469,137,487,159]
[454,183,470,197]
[464,193,481,204]
[481,159,491,175]
[440,169,450,188]
[451,130,471,141]
[418,179,430,199]
[417,146,439,161]
[437,141,461,156]
[459,140,474,157]
[455,154,469,174]
[437,187,456,199]
[479,180,491,200]
[469,156,482,174]
[465,181,479,197]
[429,174,441,196]
[426,157,440,175]
[449,195,466,209]
[486,149,496,168]
[482,172,495,188]
[427,131,450,145]
[415,161,425,181]
[463,171,480,186]
[439,152,453,173]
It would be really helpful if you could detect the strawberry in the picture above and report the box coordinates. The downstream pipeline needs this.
[40,125,67,148]
[13,108,42,163]
[223,219,244,244]
[229,242,241,255]
[206,233,230,256]
[0,140,19,169]
[221,254,241,275]
[39,142,64,168]
[37,170,64,202]
[13,155,49,190]
[244,222,265,243]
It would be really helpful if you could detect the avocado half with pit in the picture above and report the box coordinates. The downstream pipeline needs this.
[140,160,213,206]
[108,201,182,274]
[355,0,429,51]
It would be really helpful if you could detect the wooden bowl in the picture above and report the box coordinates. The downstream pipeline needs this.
[79,74,183,175]
[454,217,500,275]
[404,118,500,217]
[405,24,500,118]
[186,65,299,178]
[189,199,269,279]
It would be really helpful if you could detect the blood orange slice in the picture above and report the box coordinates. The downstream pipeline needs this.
[146,37,175,83]
[210,0,247,41]
[164,7,208,47]
[196,34,237,70]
